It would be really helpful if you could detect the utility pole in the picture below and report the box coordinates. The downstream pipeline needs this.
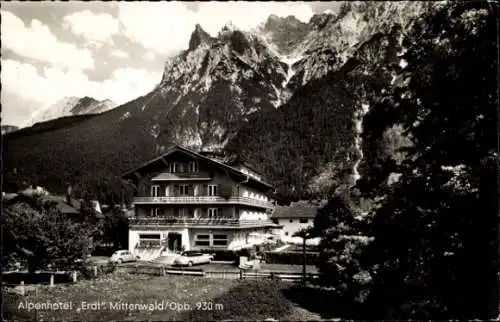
[302,235,307,287]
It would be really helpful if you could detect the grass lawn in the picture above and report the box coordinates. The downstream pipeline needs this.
[3,273,323,321]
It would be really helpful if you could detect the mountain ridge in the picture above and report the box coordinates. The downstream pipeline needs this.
[3,1,442,200]
[25,96,116,127]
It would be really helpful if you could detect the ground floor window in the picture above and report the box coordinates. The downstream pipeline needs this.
[195,234,210,246]
[139,233,160,239]
[212,234,228,246]
[192,233,230,247]
[138,233,161,248]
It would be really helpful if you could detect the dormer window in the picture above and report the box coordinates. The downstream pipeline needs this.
[169,162,179,173]
[188,161,199,173]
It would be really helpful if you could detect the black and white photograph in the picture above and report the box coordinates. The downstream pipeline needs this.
[1,1,498,320]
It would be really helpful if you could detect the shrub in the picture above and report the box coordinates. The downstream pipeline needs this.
[184,280,293,321]
[79,262,116,279]
[262,251,319,265]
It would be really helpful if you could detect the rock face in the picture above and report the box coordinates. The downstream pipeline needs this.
[26,97,116,127]
[3,1,443,198]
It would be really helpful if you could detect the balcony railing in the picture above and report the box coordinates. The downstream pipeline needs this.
[133,196,273,209]
[129,216,277,228]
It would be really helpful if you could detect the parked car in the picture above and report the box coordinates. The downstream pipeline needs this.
[109,250,138,264]
[173,251,214,267]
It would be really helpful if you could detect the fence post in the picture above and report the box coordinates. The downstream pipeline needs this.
[161,266,166,276]
[72,271,77,283]
[50,274,54,287]
[20,280,25,296]
[94,266,98,277]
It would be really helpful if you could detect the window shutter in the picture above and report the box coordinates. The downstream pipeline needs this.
[188,184,194,196]
[174,184,180,196]
[203,184,208,196]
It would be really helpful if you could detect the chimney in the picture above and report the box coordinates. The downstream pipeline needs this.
[66,185,73,205]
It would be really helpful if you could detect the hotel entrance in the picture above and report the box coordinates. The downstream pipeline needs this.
[167,232,183,252]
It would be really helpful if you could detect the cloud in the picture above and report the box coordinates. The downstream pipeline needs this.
[1,10,94,69]
[144,51,157,61]
[62,10,119,46]
[111,49,129,59]
[117,2,314,56]
[1,59,162,116]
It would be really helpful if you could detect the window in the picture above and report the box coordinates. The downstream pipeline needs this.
[208,184,218,196]
[150,208,160,217]
[140,233,160,239]
[174,208,185,217]
[150,185,160,197]
[212,234,228,246]
[169,162,179,173]
[289,219,293,223]
[188,161,199,173]
[178,184,192,196]
[208,208,219,218]
[299,218,308,224]
[195,234,210,246]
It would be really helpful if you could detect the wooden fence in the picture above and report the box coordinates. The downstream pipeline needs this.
[115,264,320,282]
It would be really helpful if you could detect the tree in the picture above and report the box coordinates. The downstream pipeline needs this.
[312,194,373,303]
[2,194,94,272]
[359,2,498,318]
[102,207,130,249]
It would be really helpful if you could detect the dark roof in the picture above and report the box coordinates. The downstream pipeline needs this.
[271,200,327,219]
[122,145,274,189]
[42,195,82,215]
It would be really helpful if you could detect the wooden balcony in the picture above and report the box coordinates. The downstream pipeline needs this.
[129,216,278,228]
[133,196,274,209]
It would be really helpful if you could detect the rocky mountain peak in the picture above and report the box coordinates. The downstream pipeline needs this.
[188,23,214,51]
[258,14,309,55]
[308,12,337,30]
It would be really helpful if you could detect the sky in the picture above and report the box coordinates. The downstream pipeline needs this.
[1,1,342,127]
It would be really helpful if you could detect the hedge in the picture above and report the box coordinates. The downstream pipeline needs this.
[262,251,319,265]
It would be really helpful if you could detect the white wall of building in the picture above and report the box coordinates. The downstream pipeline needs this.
[277,218,319,245]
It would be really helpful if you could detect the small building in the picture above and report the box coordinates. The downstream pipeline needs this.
[2,186,103,218]
[271,200,326,245]
[121,145,279,259]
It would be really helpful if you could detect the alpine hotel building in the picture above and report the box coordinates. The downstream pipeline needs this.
[122,145,278,257]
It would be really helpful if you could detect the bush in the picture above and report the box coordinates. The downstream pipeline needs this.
[262,251,319,265]
[79,262,116,279]
[184,280,293,321]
